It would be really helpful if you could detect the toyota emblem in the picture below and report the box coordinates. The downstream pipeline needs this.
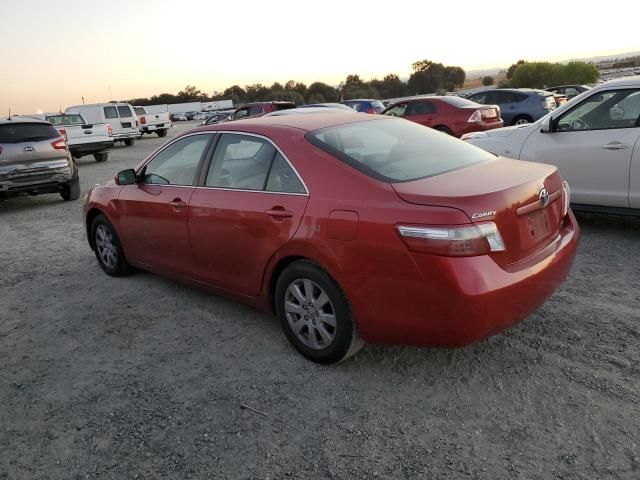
[539,188,549,207]
[24,145,35,152]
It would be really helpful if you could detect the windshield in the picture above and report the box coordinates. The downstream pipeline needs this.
[46,114,85,126]
[306,118,493,182]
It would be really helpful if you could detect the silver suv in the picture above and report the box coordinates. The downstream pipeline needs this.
[0,117,79,201]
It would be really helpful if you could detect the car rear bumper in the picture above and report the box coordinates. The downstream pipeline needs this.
[357,211,580,347]
[0,159,75,194]
[112,132,139,140]
[456,120,504,137]
[140,123,169,132]
[69,141,114,157]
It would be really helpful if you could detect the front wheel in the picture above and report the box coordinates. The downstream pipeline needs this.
[124,138,135,147]
[90,214,132,276]
[435,125,454,135]
[275,260,364,364]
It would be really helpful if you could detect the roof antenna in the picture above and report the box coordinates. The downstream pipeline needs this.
[8,107,11,120]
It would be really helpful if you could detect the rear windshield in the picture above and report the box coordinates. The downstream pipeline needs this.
[133,107,146,116]
[275,103,296,111]
[47,114,85,126]
[440,96,479,108]
[117,106,133,118]
[306,118,493,182]
[0,123,61,144]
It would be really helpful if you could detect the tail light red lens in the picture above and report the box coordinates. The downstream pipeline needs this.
[366,107,375,114]
[107,125,113,137]
[51,138,67,150]
[397,222,505,257]
[140,116,146,125]
[467,110,482,123]
[59,128,68,141]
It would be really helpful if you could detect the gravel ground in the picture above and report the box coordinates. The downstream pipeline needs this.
[1,122,639,480]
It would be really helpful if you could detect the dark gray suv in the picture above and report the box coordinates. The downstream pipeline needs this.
[0,117,79,201]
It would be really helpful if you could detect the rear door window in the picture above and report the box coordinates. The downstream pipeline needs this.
[406,101,436,115]
[104,106,118,119]
[265,153,306,194]
[0,123,61,143]
[117,106,133,118]
[383,103,408,117]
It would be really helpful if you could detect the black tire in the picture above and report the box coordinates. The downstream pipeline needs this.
[60,175,80,201]
[275,260,364,364]
[511,115,533,126]
[435,125,454,135]
[124,138,135,147]
[90,214,132,277]
[93,152,109,162]
[157,129,167,138]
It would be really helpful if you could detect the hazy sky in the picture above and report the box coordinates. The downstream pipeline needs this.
[1,0,637,114]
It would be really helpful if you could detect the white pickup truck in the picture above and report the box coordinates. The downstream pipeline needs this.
[133,107,171,138]
[46,113,114,162]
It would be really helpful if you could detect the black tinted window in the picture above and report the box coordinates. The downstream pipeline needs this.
[307,118,492,182]
[47,114,85,125]
[104,106,118,119]
[0,123,60,143]
[275,103,296,111]
[407,101,436,115]
[247,105,263,117]
[117,106,133,118]
[266,153,306,193]
[133,107,145,116]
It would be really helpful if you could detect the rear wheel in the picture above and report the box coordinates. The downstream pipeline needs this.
[157,129,168,138]
[435,125,454,135]
[60,175,80,201]
[124,138,135,147]
[93,152,108,162]
[90,214,132,276]
[512,115,533,126]
[275,260,364,364]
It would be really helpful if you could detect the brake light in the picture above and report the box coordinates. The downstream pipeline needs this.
[467,109,482,123]
[107,125,113,137]
[140,116,146,125]
[562,181,571,217]
[135,120,138,127]
[51,138,67,150]
[59,128,68,141]
[397,222,505,256]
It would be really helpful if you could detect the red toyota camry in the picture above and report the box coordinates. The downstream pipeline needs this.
[84,113,579,363]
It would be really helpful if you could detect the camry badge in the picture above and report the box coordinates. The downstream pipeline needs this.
[471,210,497,219]
[24,146,35,152]
[539,188,550,207]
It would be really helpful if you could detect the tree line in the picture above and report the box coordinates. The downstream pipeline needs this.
[127,59,601,107]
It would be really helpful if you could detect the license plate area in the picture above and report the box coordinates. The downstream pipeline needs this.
[156,123,164,128]
[527,209,551,241]
[121,122,131,128]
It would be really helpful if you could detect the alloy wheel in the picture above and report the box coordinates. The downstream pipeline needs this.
[95,224,118,269]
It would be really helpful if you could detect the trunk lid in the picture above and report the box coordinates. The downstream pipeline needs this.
[392,157,565,267]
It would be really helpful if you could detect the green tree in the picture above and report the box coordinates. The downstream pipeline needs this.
[307,93,325,104]
[507,60,526,79]
[178,85,205,101]
[266,90,305,104]
[482,76,494,86]
[245,83,269,102]
[443,66,465,91]
[270,82,284,92]
[344,74,365,89]
[408,60,445,94]
[307,82,338,102]
[223,85,247,104]
[369,74,406,99]
[510,61,599,88]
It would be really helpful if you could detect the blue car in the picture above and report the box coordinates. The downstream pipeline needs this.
[341,99,385,114]
[467,88,557,125]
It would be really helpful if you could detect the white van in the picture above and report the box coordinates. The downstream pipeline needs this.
[65,103,139,146]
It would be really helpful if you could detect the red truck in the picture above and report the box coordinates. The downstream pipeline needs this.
[226,101,296,121]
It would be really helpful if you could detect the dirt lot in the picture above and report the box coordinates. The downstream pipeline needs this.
[1,122,639,480]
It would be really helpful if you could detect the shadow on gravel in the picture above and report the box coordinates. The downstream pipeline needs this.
[574,211,640,233]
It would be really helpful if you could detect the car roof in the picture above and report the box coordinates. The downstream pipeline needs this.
[343,98,379,102]
[194,111,380,134]
[0,116,50,125]
[264,107,354,117]
[598,75,640,87]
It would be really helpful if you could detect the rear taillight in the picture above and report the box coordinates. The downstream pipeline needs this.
[467,109,482,123]
[140,116,146,125]
[135,120,138,127]
[51,138,67,150]
[562,181,571,217]
[107,125,113,137]
[59,128,68,141]
[366,107,375,114]
[397,222,505,257]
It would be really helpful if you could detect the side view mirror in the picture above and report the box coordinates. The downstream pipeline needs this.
[540,117,553,133]
[115,168,137,185]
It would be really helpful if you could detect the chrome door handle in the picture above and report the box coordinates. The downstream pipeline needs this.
[601,143,629,150]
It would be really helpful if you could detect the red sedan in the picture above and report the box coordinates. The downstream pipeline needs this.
[84,113,579,363]
[382,96,503,137]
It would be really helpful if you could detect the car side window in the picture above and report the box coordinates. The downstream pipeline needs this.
[407,101,436,115]
[104,106,118,119]
[557,89,640,132]
[206,134,276,190]
[247,105,263,117]
[117,106,132,118]
[266,153,306,194]
[233,108,249,120]
[384,103,408,117]
[143,134,212,186]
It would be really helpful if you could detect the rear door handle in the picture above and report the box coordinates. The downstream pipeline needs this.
[169,199,187,210]
[601,142,629,150]
[265,207,293,219]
